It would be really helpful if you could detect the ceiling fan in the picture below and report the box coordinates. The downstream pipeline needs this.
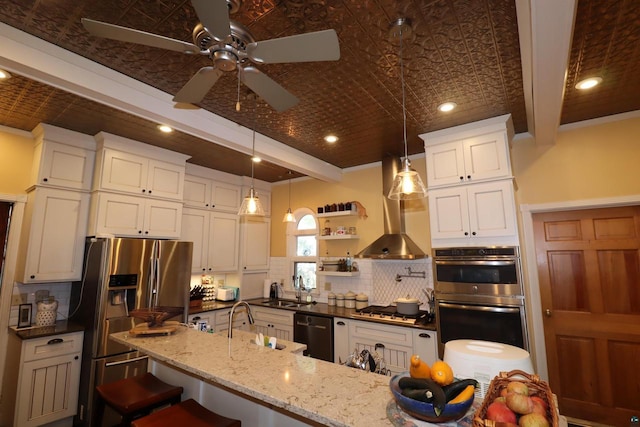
[81,0,340,112]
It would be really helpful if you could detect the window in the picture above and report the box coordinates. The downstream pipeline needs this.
[288,211,317,290]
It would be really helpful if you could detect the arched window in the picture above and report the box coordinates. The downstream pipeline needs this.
[287,209,317,291]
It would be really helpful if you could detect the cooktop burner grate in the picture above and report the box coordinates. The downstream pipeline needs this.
[353,305,433,325]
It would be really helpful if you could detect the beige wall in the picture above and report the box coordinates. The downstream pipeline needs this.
[0,130,33,194]
[511,117,640,204]
[270,160,431,257]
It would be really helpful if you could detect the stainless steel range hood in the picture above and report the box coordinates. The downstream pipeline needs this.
[356,156,428,259]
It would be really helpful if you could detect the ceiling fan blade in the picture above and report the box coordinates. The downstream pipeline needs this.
[173,67,224,104]
[81,18,199,54]
[247,29,340,64]
[240,66,299,112]
[191,0,231,42]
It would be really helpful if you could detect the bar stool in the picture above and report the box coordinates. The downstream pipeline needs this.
[94,372,183,426]
[131,398,241,427]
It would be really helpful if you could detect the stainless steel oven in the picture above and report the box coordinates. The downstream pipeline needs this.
[433,246,529,358]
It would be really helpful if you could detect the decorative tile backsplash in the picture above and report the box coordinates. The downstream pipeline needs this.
[269,257,433,307]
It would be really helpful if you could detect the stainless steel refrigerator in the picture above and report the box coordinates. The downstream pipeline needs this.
[69,237,193,426]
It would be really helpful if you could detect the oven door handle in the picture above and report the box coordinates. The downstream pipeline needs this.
[105,355,149,367]
[438,302,520,314]
[435,259,516,266]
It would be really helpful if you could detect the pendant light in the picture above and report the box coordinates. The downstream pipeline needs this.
[387,18,427,200]
[238,100,265,216]
[282,171,296,223]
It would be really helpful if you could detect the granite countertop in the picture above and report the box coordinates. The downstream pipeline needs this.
[111,327,394,427]
[11,320,84,340]
[190,298,437,331]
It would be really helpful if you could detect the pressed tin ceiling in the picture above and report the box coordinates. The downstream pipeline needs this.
[0,0,639,183]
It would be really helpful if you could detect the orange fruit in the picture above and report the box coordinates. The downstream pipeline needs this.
[409,354,431,379]
[430,360,454,386]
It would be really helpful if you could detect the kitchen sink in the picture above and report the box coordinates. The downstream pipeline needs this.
[258,299,312,308]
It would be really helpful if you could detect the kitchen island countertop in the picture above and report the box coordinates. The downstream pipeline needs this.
[111,326,395,427]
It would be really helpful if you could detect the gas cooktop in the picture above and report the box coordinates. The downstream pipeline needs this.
[352,305,434,326]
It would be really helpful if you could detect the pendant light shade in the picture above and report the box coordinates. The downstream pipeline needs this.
[283,171,296,223]
[238,103,265,217]
[387,18,427,200]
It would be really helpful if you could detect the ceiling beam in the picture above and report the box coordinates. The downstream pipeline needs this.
[0,23,342,182]
[516,0,577,144]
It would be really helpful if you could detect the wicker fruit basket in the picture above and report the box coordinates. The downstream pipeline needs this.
[130,306,183,327]
[472,370,559,427]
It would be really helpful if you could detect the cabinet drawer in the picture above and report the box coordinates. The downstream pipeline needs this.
[252,306,294,325]
[349,320,413,347]
[23,331,83,362]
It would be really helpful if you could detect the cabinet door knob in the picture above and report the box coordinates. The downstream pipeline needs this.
[144,231,149,234]
[464,232,469,236]
[43,178,48,182]
[30,275,36,279]
[138,230,142,234]
[467,175,471,179]
[471,231,476,236]
[142,189,146,193]
[459,176,464,181]
[75,355,79,360]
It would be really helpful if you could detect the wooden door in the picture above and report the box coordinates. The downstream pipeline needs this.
[533,206,640,426]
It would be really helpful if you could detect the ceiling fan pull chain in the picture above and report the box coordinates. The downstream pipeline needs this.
[236,71,241,111]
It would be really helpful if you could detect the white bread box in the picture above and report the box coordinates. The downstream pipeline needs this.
[443,340,534,398]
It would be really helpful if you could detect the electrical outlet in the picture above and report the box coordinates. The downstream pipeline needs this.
[11,293,27,306]
[324,282,332,291]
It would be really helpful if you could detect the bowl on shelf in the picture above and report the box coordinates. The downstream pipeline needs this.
[389,372,474,423]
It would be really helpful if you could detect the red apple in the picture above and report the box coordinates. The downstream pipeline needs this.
[486,401,517,423]
[519,412,550,427]
[530,396,549,411]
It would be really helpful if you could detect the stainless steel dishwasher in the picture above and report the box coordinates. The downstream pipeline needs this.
[294,313,334,362]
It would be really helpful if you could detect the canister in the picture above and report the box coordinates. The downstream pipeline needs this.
[344,291,356,309]
[327,292,336,306]
[336,293,345,307]
[355,293,369,310]
[35,298,58,327]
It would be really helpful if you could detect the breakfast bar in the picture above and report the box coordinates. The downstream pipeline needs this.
[110,326,396,427]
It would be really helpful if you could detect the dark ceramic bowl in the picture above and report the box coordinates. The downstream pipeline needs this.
[389,372,474,423]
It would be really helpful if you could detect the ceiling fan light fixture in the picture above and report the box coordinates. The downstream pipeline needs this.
[387,18,427,200]
[575,77,602,90]
[437,101,457,112]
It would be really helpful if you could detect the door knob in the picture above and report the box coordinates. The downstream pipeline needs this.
[545,309,552,317]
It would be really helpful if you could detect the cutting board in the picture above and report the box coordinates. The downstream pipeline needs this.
[129,321,181,336]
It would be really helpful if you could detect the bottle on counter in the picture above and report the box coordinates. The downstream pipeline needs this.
[346,251,352,272]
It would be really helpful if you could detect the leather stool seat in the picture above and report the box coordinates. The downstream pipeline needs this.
[95,373,183,426]
[131,398,241,427]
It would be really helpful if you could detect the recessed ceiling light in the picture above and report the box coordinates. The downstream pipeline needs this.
[251,155,262,163]
[0,69,12,80]
[575,77,602,90]
[437,102,457,112]
[324,135,338,143]
[157,124,173,133]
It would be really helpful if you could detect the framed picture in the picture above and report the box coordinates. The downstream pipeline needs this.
[18,303,32,328]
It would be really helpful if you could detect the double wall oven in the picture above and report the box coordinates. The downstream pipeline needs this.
[433,246,528,358]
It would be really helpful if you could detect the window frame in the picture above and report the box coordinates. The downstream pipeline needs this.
[286,208,318,292]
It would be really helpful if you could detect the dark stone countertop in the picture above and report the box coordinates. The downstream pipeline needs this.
[11,320,85,340]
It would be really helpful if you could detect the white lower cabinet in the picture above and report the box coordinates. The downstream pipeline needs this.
[88,192,182,238]
[251,306,294,341]
[17,187,90,283]
[1,331,83,427]
[181,208,239,273]
[344,319,439,375]
[214,308,250,335]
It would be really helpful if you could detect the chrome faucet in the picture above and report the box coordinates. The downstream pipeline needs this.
[227,300,255,339]
[295,275,304,303]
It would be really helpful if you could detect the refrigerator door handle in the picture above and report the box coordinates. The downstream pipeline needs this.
[105,355,149,367]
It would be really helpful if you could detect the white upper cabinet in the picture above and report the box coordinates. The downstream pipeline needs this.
[240,217,271,271]
[428,180,517,245]
[88,192,182,239]
[29,124,96,191]
[93,132,190,201]
[421,114,514,188]
[183,175,241,212]
[17,187,90,283]
[181,208,239,273]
